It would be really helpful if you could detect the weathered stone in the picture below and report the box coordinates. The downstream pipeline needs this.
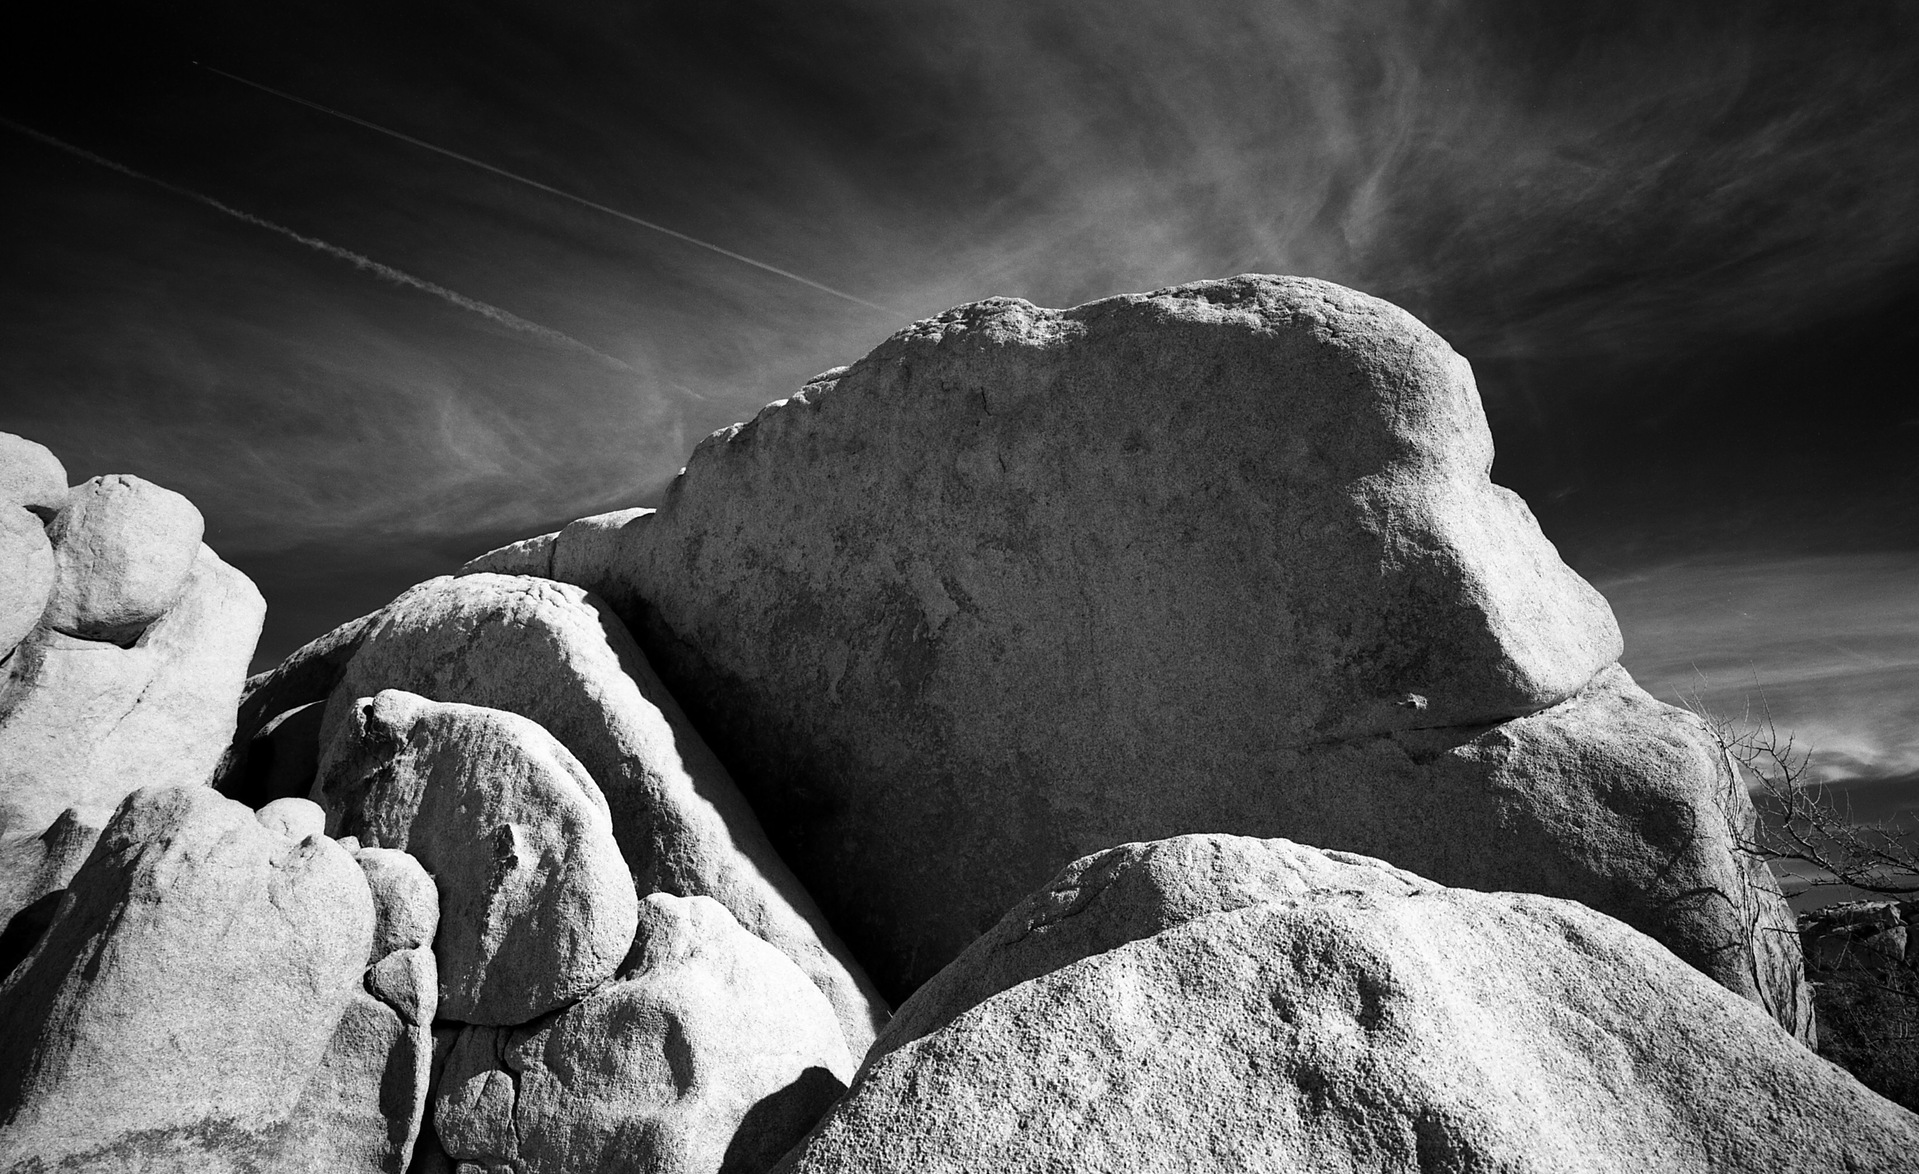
[514,275,1801,1029]
[1799,900,1919,1111]
[258,796,328,842]
[43,474,205,644]
[0,506,54,659]
[436,894,853,1174]
[279,845,440,1174]
[320,573,885,1051]
[1252,664,1812,1038]
[460,531,557,577]
[0,544,265,927]
[461,508,651,588]
[355,845,440,961]
[781,834,1918,1174]
[0,786,375,1171]
[0,432,67,517]
[318,689,638,1025]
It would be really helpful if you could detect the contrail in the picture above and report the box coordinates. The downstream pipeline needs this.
[198,62,901,317]
[2,117,640,373]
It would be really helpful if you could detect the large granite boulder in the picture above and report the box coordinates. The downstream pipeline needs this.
[435,893,853,1174]
[0,787,375,1171]
[42,474,205,645]
[0,431,64,660]
[0,432,67,518]
[279,842,441,1173]
[0,540,265,927]
[299,573,884,1052]
[476,274,1805,1029]
[317,689,638,1025]
[780,834,1917,1174]
[0,506,54,659]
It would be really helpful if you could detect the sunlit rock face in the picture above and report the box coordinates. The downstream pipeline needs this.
[496,275,1805,1032]
[315,689,638,1026]
[777,835,1916,1174]
[0,435,265,931]
[435,893,854,1174]
[0,787,377,1172]
[256,572,887,1055]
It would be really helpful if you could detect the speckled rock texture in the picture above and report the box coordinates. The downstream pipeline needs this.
[42,474,205,645]
[435,893,853,1174]
[0,506,54,660]
[0,786,375,1172]
[316,689,638,1025]
[779,834,1916,1174]
[501,275,1804,1031]
[0,540,264,928]
[278,844,440,1174]
[314,573,886,1053]
[0,433,67,518]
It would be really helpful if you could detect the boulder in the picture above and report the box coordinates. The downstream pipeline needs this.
[316,689,638,1025]
[1799,900,1919,1111]
[0,506,54,659]
[279,846,440,1174]
[0,432,67,517]
[435,893,853,1174]
[461,508,651,586]
[43,473,205,644]
[0,786,375,1171]
[780,834,1918,1174]
[0,543,265,927]
[258,795,327,842]
[317,573,885,1052]
[518,275,1800,1026]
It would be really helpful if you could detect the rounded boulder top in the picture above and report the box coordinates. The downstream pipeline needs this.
[0,433,68,517]
[613,273,1625,997]
[43,473,206,644]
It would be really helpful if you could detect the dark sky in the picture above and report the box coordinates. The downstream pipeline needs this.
[3,2,1917,806]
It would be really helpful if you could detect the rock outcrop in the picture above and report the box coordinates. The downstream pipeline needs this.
[41,474,205,645]
[287,573,885,1052]
[435,893,853,1174]
[279,842,441,1174]
[1798,899,1919,1111]
[465,275,1806,1032]
[780,834,1917,1174]
[317,689,638,1025]
[0,433,67,520]
[0,441,265,929]
[0,506,54,659]
[0,787,375,1171]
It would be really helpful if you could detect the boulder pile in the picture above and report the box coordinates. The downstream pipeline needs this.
[0,443,264,933]
[1,276,1910,1171]
[1798,899,1919,1111]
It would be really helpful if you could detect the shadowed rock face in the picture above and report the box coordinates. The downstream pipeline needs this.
[777,835,1918,1174]
[503,275,1795,1022]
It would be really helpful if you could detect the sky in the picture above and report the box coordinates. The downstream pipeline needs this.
[3,2,1918,834]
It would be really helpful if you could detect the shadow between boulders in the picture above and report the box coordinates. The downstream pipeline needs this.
[720,1065,846,1174]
